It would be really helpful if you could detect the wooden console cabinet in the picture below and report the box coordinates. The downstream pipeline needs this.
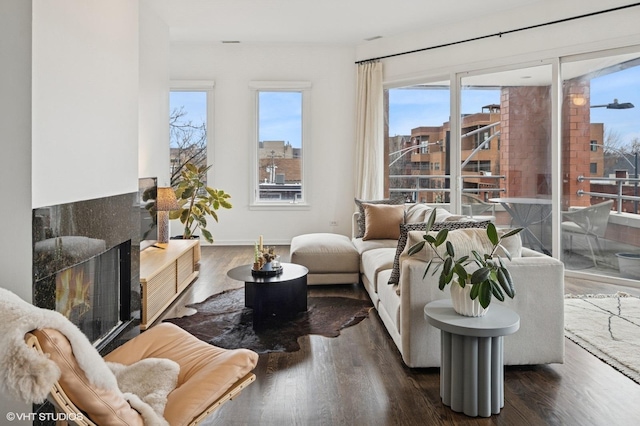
[140,239,199,329]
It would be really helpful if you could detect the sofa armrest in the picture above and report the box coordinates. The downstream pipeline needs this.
[352,212,360,239]
[398,254,565,367]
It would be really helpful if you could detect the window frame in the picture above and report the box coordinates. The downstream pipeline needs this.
[249,81,312,209]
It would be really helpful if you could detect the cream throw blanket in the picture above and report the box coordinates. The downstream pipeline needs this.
[0,287,178,425]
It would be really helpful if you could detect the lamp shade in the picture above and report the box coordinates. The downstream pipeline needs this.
[156,187,180,211]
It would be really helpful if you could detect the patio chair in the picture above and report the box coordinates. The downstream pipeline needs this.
[25,323,258,426]
[562,200,613,267]
[461,194,496,220]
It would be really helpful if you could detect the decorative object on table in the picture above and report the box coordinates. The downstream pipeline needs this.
[155,186,180,245]
[564,292,640,385]
[408,208,523,316]
[252,237,282,276]
[164,288,373,354]
[169,163,232,243]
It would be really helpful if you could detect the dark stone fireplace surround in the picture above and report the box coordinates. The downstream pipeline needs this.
[32,192,141,352]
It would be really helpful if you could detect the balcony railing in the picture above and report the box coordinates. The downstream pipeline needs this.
[389,174,505,199]
[576,175,640,214]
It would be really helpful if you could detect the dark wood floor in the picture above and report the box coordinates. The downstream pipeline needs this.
[156,245,640,426]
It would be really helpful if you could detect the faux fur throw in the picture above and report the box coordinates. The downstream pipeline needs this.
[107,358,179,416]
[0,287,176,425]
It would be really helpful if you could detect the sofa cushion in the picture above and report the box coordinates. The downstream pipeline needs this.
[387,220,491,285]
[361,248,396,292]
[362,203,405,240]
[354,196,404,238]
[352,237,398,255]
[377,270,400,334]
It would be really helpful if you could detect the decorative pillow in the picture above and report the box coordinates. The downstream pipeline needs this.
[387,220,491,285]
[403,226,522,265]
[404,203,469,224]
[354,196,404,238]
[362,203,405,241]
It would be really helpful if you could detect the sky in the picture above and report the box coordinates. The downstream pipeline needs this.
[169,63,640,150]
[389,65,640,148]
[169,91,207,148]
[258,91,302,148]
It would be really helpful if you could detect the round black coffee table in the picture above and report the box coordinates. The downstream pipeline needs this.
[227,262,308,326]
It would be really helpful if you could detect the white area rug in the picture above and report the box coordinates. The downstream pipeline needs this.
[564,293,640,384]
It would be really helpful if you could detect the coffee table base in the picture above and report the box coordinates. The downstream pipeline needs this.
[245,276,307,326]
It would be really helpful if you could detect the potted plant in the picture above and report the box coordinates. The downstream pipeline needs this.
[408,208,523,316]
[169,163,232,244]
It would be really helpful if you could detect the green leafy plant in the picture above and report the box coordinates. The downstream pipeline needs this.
[169,163,232,243]
[408,208,523,308]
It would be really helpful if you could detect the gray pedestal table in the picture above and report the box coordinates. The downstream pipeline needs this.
[424,299,520,417]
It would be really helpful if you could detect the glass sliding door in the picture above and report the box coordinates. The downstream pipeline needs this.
[461,64,553,254]
[561,50,640,281]
[385,81,451,205]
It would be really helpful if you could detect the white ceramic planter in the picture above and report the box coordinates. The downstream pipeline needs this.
[450,281,489,317]
[616,253,640,279]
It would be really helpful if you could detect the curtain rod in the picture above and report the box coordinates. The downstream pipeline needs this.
[355,2,640,65]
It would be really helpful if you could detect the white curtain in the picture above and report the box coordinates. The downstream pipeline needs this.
[355,61,384,200]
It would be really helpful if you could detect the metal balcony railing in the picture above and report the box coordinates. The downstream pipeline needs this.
[577,175,640,214]
[389,174,506,200]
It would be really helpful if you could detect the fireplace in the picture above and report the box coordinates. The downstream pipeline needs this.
[32,193,139,350]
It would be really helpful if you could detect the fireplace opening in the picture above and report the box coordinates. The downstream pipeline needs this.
[34,240,132,350]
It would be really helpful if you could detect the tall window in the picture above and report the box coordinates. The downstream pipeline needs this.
[386,83,450,203]
[251,81,310,205]
[169,90,209,186]
[561,52,640,279]
[462,64,553,254]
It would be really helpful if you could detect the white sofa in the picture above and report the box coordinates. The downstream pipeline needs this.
[351,204,565,368]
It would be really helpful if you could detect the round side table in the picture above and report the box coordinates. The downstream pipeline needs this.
[424,299,520,417]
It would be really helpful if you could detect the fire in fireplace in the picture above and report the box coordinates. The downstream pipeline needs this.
[54,244,122,345]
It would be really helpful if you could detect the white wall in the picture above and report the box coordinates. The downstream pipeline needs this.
[0,0,139,416]
[0,0,33,422]
[31,0,140,208]
[170,43,356,244]
[139,2,171,183]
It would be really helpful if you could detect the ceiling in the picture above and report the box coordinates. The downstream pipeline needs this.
[145,0,540,45]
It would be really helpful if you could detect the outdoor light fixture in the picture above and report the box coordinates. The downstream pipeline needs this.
[155,187,180,246]
[590,99,635,109]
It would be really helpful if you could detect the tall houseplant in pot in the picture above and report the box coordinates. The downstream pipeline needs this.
[169,163,232,245]
[408,208,523,316]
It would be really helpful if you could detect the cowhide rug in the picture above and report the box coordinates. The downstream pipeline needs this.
[164,288,373,354]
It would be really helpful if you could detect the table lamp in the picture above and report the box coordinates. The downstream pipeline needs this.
[156,187,180,246]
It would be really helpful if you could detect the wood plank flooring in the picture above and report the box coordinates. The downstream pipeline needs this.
[155,245,640,426]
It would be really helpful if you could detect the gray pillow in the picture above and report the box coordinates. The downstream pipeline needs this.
[387,220,491,285]
[354,196,404,238]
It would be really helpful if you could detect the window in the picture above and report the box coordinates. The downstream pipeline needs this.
[386,83,450,203]
[590,140,598,152]
[590,162,598,174]
[169,83,214,187]
[250,81,310,206]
